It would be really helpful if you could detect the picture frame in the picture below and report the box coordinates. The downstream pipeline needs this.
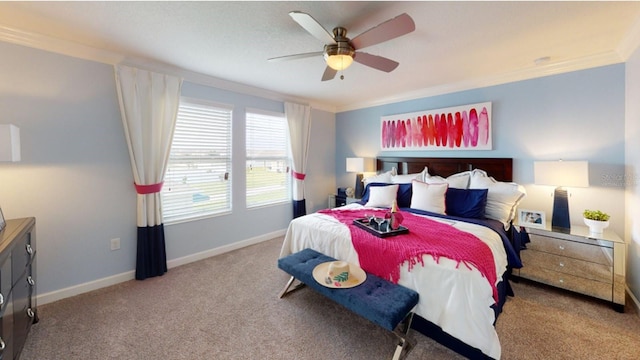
[380,101,492,151]
[0,207,5,232]
[518,209,546,229]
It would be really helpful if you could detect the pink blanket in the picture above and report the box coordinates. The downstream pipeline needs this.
[318,208,499,303]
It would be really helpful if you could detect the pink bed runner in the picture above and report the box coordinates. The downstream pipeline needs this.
[318,209,499,303]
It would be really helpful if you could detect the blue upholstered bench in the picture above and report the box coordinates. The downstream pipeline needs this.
[278,248,419,360]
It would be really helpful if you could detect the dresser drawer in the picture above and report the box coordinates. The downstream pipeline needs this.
[0,217,36,360]
[527,234,612,266]
[0,254,11,316]
[521,249,612,284]
[0,290,14,360]
[12,268,36,358]
[519,265,612,301]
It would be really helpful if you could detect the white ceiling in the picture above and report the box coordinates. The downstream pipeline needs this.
[1,1,640,112]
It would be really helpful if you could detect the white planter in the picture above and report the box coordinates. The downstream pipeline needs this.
[583,218,610,234]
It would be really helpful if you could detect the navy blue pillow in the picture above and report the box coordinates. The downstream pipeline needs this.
[445,188,488,219]
[361,183,413,208]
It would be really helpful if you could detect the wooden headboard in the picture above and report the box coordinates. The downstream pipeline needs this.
[377,157,513,182]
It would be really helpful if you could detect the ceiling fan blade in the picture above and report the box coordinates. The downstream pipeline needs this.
[321,66,337,81]
[268,51,324,62]
[289,11,336,45]
[354,52,399,72]
[351,13,415,50]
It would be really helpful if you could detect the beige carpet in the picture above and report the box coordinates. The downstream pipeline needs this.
[21,237,640,360]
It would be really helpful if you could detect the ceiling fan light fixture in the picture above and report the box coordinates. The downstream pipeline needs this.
[324,41,355,71]
[325,54,353,70]
[277,12,415,81]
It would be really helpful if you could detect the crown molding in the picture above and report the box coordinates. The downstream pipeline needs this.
[335,15,639,112]
[0,24,336,114]
[0,24,124,64]
[336,51,625,113]
[1,22,633,115]
[125,60,336,113]
[617,16,640,61]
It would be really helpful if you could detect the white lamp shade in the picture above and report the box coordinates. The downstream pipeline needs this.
[0,124,20,162]
[534,160,589,187]
[346,157,374,173]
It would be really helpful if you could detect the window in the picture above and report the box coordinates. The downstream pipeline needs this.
[162,98,232,223]
[246,109,290,208]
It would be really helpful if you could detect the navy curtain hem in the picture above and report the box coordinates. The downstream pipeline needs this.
[135,224,168,280]
[293,199,306,218]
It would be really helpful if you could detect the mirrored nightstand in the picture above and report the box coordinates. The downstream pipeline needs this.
[514,222,626,312]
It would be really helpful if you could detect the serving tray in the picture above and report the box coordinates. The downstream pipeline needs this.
[352,218,409,238]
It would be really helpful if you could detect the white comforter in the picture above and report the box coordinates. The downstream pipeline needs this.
[279,203,508,359]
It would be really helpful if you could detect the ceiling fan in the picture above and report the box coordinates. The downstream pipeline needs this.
[268,11,416,81]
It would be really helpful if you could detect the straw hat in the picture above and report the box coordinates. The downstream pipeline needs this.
[312,260,367,288]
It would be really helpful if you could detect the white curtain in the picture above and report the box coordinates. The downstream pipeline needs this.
[285,102,312,218]
[115,64,183,279]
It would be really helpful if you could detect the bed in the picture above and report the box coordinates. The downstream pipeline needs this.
[279,157,524,359]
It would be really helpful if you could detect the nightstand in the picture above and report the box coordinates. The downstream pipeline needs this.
[328,194,361,208]
[514,222,626,312]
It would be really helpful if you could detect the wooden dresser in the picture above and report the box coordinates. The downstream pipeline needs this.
[514,222,625,312]
[0,217,37,359]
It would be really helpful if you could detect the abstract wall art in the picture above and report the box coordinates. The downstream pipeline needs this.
[380,102,492,151]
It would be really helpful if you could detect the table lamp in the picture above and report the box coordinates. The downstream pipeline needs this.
[534,160,589,232]
[346,157,374,198]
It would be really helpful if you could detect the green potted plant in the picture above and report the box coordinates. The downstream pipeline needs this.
[583,209,610,234]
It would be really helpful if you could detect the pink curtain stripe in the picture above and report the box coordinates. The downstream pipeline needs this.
[134,182,164,195]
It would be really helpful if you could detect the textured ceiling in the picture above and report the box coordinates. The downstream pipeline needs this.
[1,1,640,111]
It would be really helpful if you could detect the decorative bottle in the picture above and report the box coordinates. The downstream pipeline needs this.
[387,200,404,230]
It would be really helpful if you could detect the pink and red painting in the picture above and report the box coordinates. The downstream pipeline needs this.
[380,102,492,151]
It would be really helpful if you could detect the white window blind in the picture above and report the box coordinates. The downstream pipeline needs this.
[246,109,290,208]
[162,98,233,223]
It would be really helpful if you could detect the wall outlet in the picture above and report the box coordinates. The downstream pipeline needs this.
[110,238,121,251]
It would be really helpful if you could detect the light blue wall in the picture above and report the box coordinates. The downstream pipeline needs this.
[165,82,335,259]
[0,41,336,296]
[0,36,629,302]
[0,41,138,295]
[336,64,626,237]
[164,82,291,258]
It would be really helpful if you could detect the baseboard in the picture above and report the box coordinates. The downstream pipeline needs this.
[36,229,286,306]
[166,229,286,269]
[36,269,137,306]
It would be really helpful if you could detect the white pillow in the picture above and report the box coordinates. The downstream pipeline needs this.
[424,170,471,189]
[364,184,399,208]
[363,167,397,187]
[410,180,448,214]
[469,171,526,228]
[471,168,488,177]
[391,167,428,184]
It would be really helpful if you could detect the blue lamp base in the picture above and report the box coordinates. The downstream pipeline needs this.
[551,187,571,233]
[355,173,364,199]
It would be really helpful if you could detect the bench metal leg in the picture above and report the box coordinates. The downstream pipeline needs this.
[279,276,306,298]
[391,312,415,360]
